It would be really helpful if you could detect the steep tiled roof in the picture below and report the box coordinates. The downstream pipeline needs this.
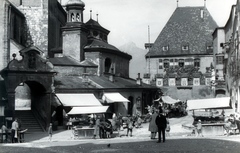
[88,75,156,89]
[80,59,98,67]
[49,56,82,66]
[84,39,132,60]
[146,7,217,57]
[85,19,110,34]
[85,39,119,51]
[54,76,96,89]
[54,75,157,91]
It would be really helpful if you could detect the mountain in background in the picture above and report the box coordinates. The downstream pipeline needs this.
[119,42,148,79]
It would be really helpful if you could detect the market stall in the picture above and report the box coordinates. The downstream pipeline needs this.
[56,93,109,138]
[187,97,231,136]
[153,96,186,117]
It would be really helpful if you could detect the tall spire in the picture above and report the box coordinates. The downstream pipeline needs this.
[96,13,99,22]
[204,0,206,8]
[177,0,179,8]
[90,9,92,19]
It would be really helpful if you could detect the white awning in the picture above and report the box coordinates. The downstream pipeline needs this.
[162,96,180,104]
[67,106,109,115]
[56,93,102,107]
[102,93,130,103]
[187,97,231,110]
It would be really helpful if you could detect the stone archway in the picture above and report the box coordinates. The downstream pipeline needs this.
[1,46,56,130]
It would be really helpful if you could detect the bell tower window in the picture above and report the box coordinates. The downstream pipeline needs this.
[71,13,75,22]
[76,13,80,22]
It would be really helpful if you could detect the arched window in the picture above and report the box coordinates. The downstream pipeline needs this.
[71,13,75,22]
[105,58,112,73]
[76,13,80,22]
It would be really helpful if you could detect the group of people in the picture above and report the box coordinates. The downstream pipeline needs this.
[1,118,24,143]
[93,116,113,139]
[92,113,142,139]
[224,114,239,136]
[148,107,170,143]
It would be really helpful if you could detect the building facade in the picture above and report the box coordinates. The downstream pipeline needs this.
[216,1,240,118]
[144,5,218,101]
[0,0,158,130]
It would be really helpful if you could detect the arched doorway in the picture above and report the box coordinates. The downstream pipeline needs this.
[0,46,56,130]
[15,83,31,110]
[128,96,133,115]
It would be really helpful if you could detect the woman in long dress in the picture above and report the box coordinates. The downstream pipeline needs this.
[148,110,159,139]
[93,116,100,139]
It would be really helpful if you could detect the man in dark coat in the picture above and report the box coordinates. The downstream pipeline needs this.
[155,110,167,143]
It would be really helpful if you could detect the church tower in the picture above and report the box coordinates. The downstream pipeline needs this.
[61,0,88,62]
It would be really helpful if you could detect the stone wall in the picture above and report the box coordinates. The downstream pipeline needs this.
[0,1,10,74]
[48,0,66,57]
[85,51,130,78]
[18,0,49,55]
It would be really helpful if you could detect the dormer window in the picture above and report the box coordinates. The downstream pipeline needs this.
[162,45,169,51]
[206,42,213,53]
[182,45,189,51]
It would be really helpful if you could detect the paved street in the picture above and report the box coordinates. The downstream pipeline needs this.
[1,114,240,153]
[1,136,240,153]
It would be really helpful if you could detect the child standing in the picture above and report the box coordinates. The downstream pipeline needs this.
[196,120,203,137]
[48,123,53,141]
[166,120,170,137]
[126,117,134,137]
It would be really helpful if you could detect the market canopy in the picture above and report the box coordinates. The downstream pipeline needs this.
[161,96,180,104]
[56,93,102,107]
[67,106,109,115]
[187,97,231,110]
[102,93,130,103]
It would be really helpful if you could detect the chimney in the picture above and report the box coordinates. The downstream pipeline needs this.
[136,73,142,86]
[109,68,114,82]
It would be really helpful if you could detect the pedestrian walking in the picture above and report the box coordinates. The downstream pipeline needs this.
[196,120,203,137]
[148,110,158,139]
[48,123,53,141]
[11,118,19,143]
[155,110,167,143]
[126,116,134,137]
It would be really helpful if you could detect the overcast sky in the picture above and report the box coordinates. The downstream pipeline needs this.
[62,0,237,49]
